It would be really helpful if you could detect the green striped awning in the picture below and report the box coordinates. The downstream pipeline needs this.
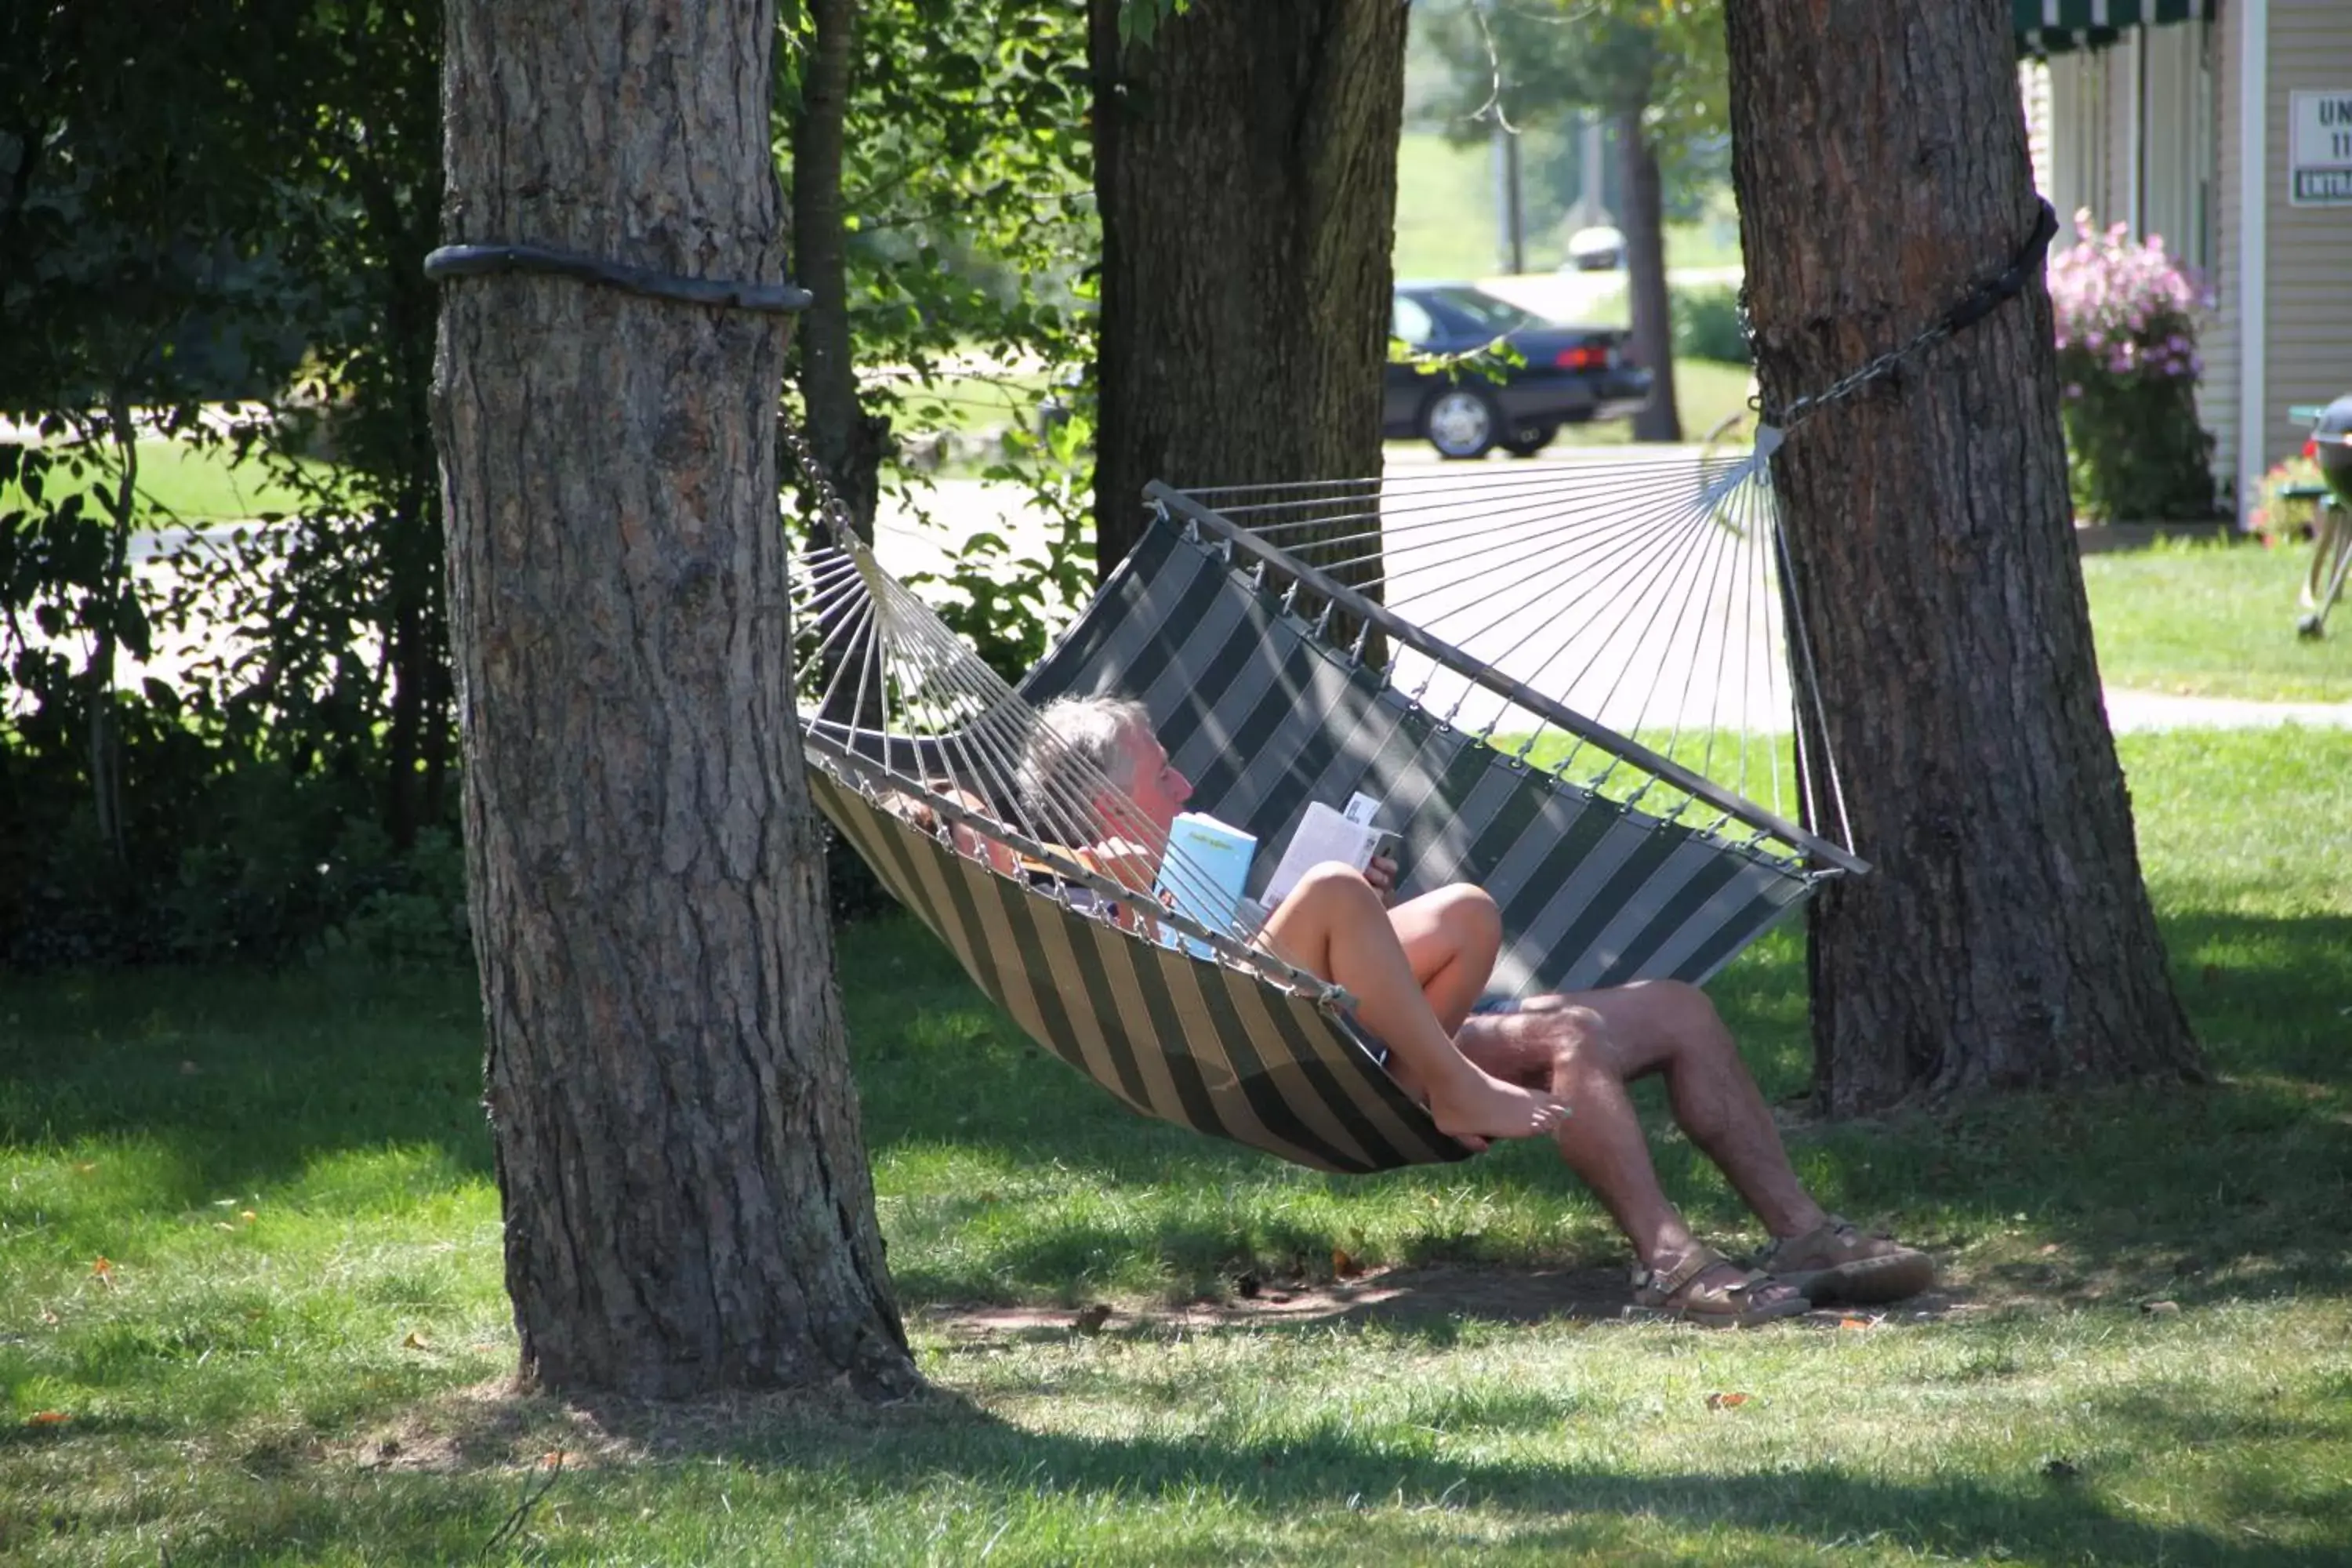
[2016,0,2213,56]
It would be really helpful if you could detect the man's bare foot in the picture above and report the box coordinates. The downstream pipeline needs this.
[1424,1071,1568,1145]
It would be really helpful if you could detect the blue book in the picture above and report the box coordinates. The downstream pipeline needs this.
[1154,811,1258,958]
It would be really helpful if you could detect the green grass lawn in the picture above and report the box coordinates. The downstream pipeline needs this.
[2082,538,2352,702]
[1395,132,1506,281]
[5,726,2350,1563]
[2,436,318,524]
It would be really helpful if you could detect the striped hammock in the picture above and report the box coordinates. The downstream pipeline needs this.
[787,430,1864,1172]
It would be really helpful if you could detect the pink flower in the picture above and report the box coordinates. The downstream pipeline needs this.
[2048,212,2206,391]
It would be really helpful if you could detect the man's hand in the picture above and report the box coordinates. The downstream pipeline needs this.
[1363,853,1399,906]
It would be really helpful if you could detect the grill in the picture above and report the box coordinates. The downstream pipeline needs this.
[2298,395,2352,640]
[2314,394,2352,506]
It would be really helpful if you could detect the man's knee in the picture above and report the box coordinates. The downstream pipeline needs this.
[1617,979,1733,1051]
[1457,1001,1595,1089]
[1509,1002,1614,1080]
[1518,981,1734,1081]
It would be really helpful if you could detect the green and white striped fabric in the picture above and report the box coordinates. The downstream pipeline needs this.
[1019,517,1821,1000]
[806,750,1471,1174]
[2014,0,2212,56]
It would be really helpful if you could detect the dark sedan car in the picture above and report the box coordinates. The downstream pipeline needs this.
[1386,283,1651,459]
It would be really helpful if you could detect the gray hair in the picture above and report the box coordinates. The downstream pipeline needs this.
[1016,695,1152,826]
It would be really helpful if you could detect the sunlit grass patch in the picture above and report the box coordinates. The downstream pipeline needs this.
[1,433,321,524]
[2084,537,2352,702]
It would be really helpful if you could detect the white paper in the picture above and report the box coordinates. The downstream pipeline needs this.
[1264,800,1388,907]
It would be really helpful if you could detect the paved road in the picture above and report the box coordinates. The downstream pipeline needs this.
[1472,265,1747,328]
[2102,689,2352,730]
[872,450,2352,738]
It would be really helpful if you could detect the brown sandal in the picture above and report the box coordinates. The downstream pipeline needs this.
[1625,1245,1812,1327]
[1757,1216,1936,1306]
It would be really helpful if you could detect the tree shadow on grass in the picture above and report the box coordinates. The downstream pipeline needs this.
[0,965,492,1207]
[9,906,2347,1319]
[909,1259,1971,1346]
[859,900,2352,1315]
[130,1370,2352,1567]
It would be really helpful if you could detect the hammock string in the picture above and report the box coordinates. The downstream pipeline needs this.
[786,426,1864,1004]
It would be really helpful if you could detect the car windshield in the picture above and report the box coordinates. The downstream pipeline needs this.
[1417,286,1538,336]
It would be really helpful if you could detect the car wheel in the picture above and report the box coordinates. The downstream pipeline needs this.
[1499,422,1558,458]
[1422,386,1501,459]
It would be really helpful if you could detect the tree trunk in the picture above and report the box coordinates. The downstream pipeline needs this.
[375,204,449,854]
[788,0,889,734]
[1087,0,1407,583]
[434,0,914,1398]
[1615,109,1680,444]
[789,0,889,540]
[1723,2,2201,1114]
[89,395,138,863]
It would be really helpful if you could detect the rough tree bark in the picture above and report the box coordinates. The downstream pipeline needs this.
[433,0,914,1397]
[1723,1,2201,1113]
[1087,0,1408,580]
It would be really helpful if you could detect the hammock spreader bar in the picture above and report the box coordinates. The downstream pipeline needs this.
[1145,481,1868,879]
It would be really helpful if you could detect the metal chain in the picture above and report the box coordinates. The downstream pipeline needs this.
[1745,199,2060,436]
[775,411,865,554]
[1766,318,1959,434]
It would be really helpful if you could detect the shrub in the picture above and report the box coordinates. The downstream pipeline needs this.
[2251,452,2328,542]
[0,726,467,971]
[2049,211,2218,522]
[1671,284,1751,365]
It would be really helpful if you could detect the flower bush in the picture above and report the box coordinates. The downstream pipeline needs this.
[2049,210,2218,522]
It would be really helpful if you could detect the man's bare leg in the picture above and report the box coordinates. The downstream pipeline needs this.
[1451,996,1806,1319]
[1560,984,1933,1303]
[1448,995,1816,1272]
[1544,981,1828,1240]
[1457,980,1932,1306]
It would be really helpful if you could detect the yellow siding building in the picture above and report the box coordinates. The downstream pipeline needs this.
[2022,0,2352,521]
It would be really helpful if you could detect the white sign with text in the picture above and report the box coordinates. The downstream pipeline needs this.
[2288,89,2352,208]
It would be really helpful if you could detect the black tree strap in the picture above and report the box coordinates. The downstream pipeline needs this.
[422,242,812,314]
[1755,198,2060,433]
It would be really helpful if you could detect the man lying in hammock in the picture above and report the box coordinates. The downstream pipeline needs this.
[1021,695,1935,1327]
[1017,695,1566,1149]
